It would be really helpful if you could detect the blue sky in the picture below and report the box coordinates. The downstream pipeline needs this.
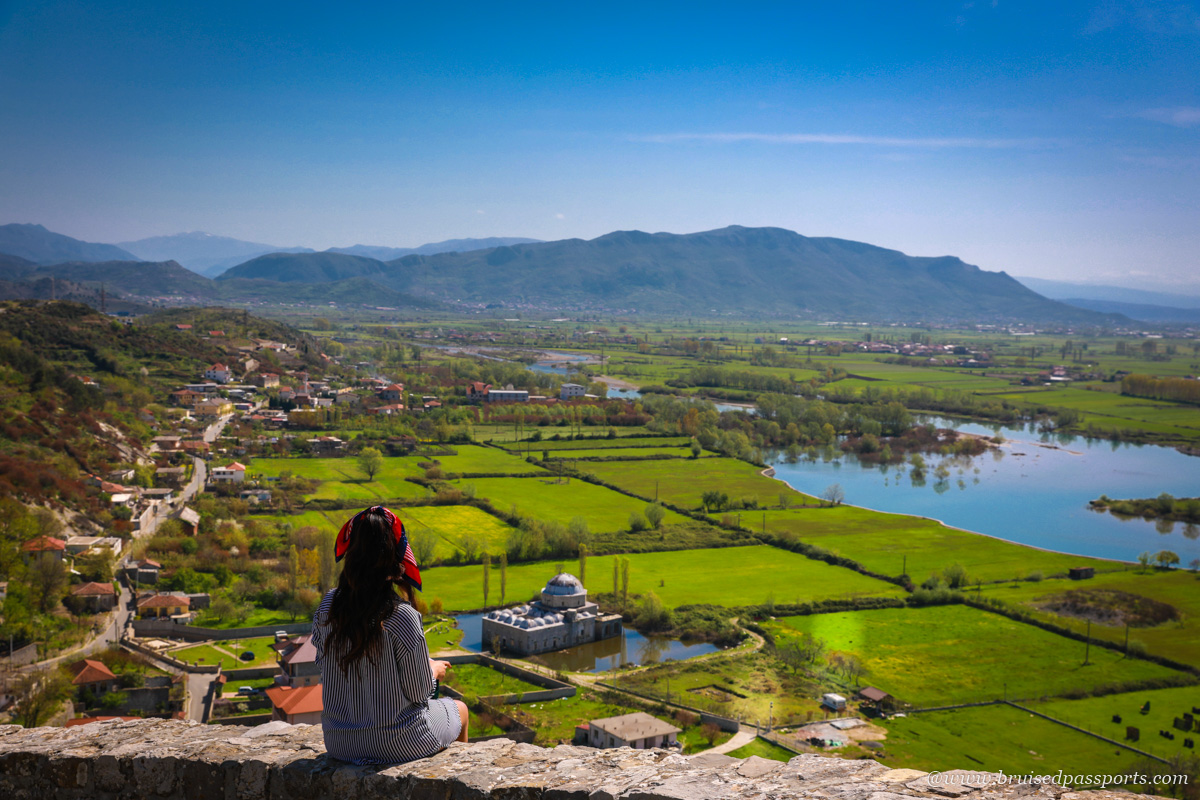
[1,1,1197,287]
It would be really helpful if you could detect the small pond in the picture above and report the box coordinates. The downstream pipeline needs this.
[453,612,720,673]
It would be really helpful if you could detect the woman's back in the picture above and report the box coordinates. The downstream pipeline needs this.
[311,588,443,765]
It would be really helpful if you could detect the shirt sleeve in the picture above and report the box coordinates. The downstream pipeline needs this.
[310,589,335,663]
[388,603,434,704]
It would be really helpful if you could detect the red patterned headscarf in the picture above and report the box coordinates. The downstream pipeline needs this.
[335,505,422,592]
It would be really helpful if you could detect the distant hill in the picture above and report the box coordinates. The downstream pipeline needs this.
[217,251,388,283]
[1059,298,1200,325]
[371,226,1121,323]
[0,276,155,314]
[13,260,215,297]
[118,231,314,277]
[0,223,139,265]
[1016,276,1200,310]
[213,276,444,309]
[328,237,541,261]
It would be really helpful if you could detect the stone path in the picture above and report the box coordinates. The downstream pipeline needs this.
[700,728,757,755]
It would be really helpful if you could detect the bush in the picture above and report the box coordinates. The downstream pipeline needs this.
[628,512,648,532]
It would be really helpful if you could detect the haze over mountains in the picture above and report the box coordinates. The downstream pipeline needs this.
[0,221,1160,324]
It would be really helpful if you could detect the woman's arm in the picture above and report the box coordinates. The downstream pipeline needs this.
[392,604,435,703]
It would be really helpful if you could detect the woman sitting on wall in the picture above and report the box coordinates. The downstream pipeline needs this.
[312,505,469,764]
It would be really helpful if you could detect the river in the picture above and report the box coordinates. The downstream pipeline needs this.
[768,416,1200,564]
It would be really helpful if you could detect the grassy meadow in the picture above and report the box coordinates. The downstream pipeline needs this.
[880,703,1136,779]
[464,475,690,533]
[581,457,818,509]
[980,569,1200,664]
[759,505,1120,583]
[770,605,1184,706]
[1030,685,1200,761]
[421,544,904,611]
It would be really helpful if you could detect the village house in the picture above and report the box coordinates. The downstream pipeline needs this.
[136,593,191,620]
[178,507,201,536]
[193,397,234,418]
[486,384,530,403]
[379,383,405,403]
[21,536,66,565]
[179,440,210,454]
[465,381,492,402]
[265,684,323,725]
[203,363,233,384]
[69,659,121,696]
[170,389,205,408]
[274,634,320,687]
[124,559,161,585]
[581,712,680,750]
[155,466,186,486]
[369,403,406,416]
[209,463,246,484]
[332,387,359,405]
[308,436,345,455]
[68,582,118,613]
[65,536,123,557]
[559,383,586,400]
[253,372,281,388]
[151,436,182,452]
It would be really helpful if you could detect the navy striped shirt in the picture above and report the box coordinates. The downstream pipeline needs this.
[311,589,443,764]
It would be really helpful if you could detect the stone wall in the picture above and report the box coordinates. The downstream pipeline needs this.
[131,619,312,642]
[0,718,1146,800]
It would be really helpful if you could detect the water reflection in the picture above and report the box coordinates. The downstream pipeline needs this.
[767,415,1200,562]
[453,613,719,673]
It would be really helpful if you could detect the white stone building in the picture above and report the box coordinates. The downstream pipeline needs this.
[559,383,586,400]
[481,573,622,656]
[585,712,680,750]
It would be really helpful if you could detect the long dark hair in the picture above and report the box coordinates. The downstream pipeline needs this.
[323,508,413,675]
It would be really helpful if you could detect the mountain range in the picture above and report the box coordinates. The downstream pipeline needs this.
[0,222,1140,323]
[0,223,139,264]
[116,232,540,276]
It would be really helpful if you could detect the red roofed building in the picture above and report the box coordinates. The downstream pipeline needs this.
[379,383,405,402]
[69,659,120,693]
[137,593,191,619]
[69,581,117,612]
[21,535,66,564]
[265,684,323,724]
[369,403,406,416]
[210,462,246,483]
[466,381,492,402]
[274,635,320,687]
[204,363,232,384]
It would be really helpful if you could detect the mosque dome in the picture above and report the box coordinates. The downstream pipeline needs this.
[543,573,585,596]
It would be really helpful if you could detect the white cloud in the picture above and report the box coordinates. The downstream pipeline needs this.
[475,209,486,215]
[1137,107,1200,127]
[555,213,565,219]
[629,132,1057,149]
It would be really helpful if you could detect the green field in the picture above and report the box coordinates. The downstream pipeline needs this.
[539,446,708,460]
[252,505,516,564]
[726,737,798,762]
[192,606,299,630]
[509,692,639,745]
[429,445,546,475]
[442,663,545,699]
[500,436,694,452]
[1031,685,1200,762]
[581,457,816,510]
[881,704,1138,780]
[466,476,691,533]
[250,456,430,501]
[980,569,1200,664]
[611,651,825,726]
[771,605,1184,706]
[760,505,1120,584]
[422,544,903,612]
[174,635,278,670]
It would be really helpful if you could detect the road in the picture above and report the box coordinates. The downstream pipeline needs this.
[138,413,230,540]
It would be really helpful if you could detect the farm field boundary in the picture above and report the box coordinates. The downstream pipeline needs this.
[1006,701,1166,764]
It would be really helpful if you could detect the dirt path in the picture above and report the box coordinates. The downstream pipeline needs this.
[700,729,757,755]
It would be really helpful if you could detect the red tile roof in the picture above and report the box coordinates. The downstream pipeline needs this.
[64,716,141,727]
[22,535,66,552]
[266,684,323,716]
[138,594,191,609]
[70,581,116,596]
[69,659,117,685]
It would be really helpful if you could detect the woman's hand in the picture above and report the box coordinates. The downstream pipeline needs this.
[429,658,451,680]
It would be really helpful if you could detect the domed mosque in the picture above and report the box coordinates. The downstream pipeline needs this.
[481,572,623,656]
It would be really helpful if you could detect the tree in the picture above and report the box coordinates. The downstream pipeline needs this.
[357,446,383,482]
[1155,550,1181,569]
[943,563,969,589]
[690,440,702,459]
[412,531,437,566]
[628,511,648,532]
[499,552,508,604]
[287,545,301,594]
[28,553,68,614]
[613,558,619,598]
[578,543,588,586]
[645,503,665,530]
[634,591,671,631]
[14,668,72,729]
[482,552,491,607]
[318,531,337,592]
[210,595,237,622]
[700,722,721,746]
[821,483,845,507]
[1137,551,1153,571]
[620,557,631,606]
